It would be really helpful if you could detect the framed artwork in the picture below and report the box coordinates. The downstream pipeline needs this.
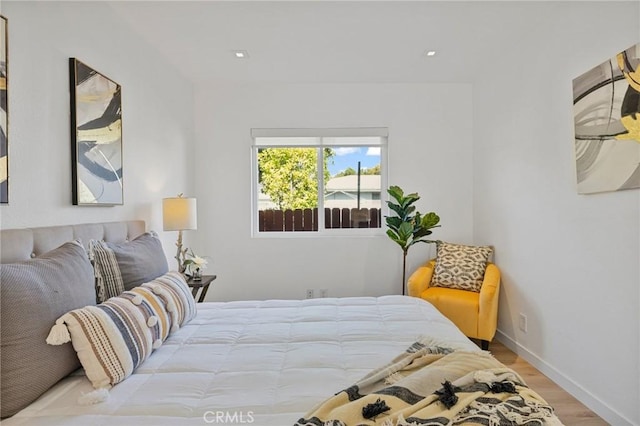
[572,43,640,194]
[1,16,8,204]
[69,58,123,205]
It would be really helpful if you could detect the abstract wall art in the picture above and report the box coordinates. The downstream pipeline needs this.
[1,16,8,204]
[572,43,640,194]
[70,58,123,205]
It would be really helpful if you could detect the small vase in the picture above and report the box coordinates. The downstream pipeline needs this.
[192,268,202,281]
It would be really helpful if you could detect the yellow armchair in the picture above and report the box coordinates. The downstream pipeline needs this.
[408,259,500,350]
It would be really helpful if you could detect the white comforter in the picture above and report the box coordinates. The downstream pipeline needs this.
[5,296,478,426]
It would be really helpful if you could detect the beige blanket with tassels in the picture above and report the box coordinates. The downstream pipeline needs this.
[294,342,563,426]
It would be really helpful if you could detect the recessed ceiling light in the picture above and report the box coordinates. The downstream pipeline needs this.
[233,50,249,59]
[424,50,437,57]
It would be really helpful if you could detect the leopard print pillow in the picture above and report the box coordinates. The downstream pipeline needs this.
[430,242,493,292]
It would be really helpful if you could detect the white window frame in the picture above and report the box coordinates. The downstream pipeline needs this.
[251,128,388,238]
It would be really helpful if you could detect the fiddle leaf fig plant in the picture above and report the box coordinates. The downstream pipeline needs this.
[385,185,440,295]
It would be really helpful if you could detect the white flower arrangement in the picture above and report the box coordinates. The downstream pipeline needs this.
[182,249,208,277]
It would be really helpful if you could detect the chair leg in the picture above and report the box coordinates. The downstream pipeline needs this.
[480,340,489,350]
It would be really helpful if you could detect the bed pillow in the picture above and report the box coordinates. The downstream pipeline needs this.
[90,232,168,302]
[430,242,493,292]
[0,241,96,418]
[46,284,173,391]
[123,286,173,344]
[142,271,197,329]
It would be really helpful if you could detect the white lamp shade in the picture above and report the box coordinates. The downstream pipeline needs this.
[163,197,197,231]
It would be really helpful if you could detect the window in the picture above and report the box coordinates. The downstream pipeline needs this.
[251,128,388,235]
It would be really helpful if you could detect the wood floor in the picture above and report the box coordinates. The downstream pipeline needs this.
[487,339,608,425]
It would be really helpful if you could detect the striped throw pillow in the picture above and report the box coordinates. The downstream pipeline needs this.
[142,271,197,329]
[89,239,124,303]
[120,287,172,347]
[47,287,173,390]
[89,232,169,303]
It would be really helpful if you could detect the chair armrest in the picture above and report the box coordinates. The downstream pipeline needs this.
[478,262,501,340]
[407,260,436,297]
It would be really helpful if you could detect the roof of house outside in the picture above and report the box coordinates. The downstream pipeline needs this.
[325,175,380,192]
[258,176,382,210]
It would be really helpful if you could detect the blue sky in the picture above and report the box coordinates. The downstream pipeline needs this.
[328,147,380,176]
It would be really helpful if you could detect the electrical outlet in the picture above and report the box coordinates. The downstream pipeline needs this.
[306,289,314,299]
[518,313,528,333]
[320,289,329,298]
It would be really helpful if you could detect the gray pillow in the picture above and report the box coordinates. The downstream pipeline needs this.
[91,232,168,302]
[0,241,96,418]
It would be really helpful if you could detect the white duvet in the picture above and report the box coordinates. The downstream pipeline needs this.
[4,296,477,426]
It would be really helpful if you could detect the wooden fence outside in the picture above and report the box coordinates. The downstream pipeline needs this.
[258,207,382,232]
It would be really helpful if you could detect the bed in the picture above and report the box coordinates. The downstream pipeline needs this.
[0,221,561,425]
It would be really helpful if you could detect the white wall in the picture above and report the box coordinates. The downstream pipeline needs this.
[473,2,640,425]
[0,1,195,259]
[193,82,474,300]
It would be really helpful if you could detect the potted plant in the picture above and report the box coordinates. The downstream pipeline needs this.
[385,185,440,295]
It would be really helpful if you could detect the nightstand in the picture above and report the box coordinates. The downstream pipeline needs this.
[185,275,217,303]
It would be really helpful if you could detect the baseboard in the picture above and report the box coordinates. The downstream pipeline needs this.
[495,329,636,426]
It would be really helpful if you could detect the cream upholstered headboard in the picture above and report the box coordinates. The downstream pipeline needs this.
[0,221,146,263]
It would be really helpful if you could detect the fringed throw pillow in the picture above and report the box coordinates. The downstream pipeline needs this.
[141,271,197,329]
[46,283,174,396]
[46,271,195,405]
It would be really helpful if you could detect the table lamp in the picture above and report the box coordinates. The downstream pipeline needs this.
[163,194,197,272]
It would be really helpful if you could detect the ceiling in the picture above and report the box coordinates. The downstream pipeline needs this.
[105,1,604,85]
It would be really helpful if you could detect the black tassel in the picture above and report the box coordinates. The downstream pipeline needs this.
[490,381,517,394]
[362,398,390,419]
[435,380,459,409]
